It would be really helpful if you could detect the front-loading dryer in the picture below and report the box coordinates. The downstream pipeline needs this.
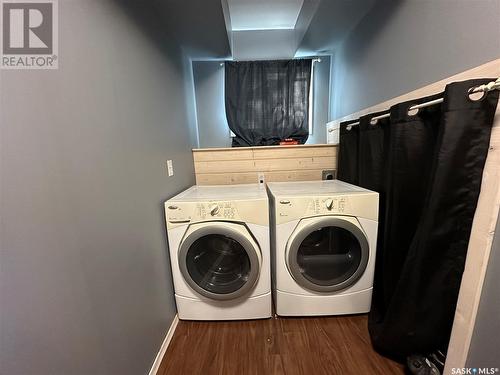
[165,184,271,320]
[267,180,379,316]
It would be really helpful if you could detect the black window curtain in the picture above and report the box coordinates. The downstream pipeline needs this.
[337,79,499,360]
[225,59,312,147]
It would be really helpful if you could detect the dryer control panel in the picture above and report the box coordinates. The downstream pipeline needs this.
[274,193,378,224]
[310,197,347,214]
[277,196,349,217]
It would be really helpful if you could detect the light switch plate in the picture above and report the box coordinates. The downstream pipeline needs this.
[167,160,174,177]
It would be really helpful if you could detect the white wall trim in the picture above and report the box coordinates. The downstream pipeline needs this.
[148,314,179,375]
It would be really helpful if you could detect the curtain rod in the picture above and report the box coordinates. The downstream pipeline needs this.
[219,57,322,67]
[345,78,500,130]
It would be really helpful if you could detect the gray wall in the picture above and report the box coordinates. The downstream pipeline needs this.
[298,0,375,54]
[466,212,500,368]
[332,0,500,119]
[183,54,201,148]
[193,58,330,148]
[192,61,232,148]
[231,29,297,60]
[0,1,196,374]
[308,55,331,144]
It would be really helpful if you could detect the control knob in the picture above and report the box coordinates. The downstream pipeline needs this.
[209,205,220,216]
[325,198,334,210]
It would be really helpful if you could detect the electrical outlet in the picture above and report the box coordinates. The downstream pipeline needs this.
[167,160,174,177]
[257,172,265,185]
[322,169,336,180]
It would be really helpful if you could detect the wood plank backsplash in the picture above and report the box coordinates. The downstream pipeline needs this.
[193,144,337,185]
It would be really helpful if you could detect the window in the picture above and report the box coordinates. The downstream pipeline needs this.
[224,59,313,146]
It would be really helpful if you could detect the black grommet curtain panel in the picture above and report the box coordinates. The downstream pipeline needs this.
[337,119,361,185]
[225,59,312,147]
[337,79,499,360]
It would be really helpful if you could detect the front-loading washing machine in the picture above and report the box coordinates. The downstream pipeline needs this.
[165,184,271,320]
[267,180,379,316]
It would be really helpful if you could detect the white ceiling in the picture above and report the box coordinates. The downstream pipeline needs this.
[148,0,378,60]
[227,0,304,31]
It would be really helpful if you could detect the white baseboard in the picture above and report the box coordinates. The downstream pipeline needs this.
[148,314,179,375]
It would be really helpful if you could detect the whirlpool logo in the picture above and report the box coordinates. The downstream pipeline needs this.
[1,0,58,69]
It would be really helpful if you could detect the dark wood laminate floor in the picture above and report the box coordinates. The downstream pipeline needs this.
[158,314,404,375]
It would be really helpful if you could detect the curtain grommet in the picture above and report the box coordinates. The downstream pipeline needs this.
[407,107,419,116]
[468,87,486,102]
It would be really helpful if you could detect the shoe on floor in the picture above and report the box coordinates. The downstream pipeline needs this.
[406,354,441,375]
[427,350,445,373]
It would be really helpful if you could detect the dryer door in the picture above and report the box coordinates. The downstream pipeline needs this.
[178,222,262,300]
[286,216,369,292]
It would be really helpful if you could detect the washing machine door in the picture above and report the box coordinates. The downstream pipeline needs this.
[178,222,262,300]
[286,216,369,292]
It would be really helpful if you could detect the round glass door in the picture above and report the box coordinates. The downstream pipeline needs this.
[179,224,260,300]
[287,217,369,292]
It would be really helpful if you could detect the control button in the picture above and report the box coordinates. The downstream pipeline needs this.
[168,205,178,210]
[209,205,220,216]
[338,198,346,212]
[325,199,334,210]
[280,200,291,205]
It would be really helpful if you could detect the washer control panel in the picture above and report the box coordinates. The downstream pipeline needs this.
[166,198,268,227]
[196,201,237,220]
[166,201,237,223]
